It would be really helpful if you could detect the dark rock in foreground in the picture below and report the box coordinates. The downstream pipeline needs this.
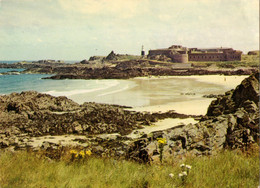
[0,91,193,150]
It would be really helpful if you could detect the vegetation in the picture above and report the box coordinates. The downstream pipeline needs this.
[116,54,141,61]
[190,54,259,68]
[0,145,259,188]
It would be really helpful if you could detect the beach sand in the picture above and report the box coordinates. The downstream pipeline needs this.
[128,75,247,114]
[68,75,248,115]
[127,118,198,139]
[67,75,247,133]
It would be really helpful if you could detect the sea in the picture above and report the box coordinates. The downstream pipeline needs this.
[0,61,138,105]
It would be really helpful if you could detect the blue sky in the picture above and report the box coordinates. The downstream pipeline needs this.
[0,0,259,60]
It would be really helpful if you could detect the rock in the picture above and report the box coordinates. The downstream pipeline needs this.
[104,51,118,61]
[88,56,104,61]
[0,140,10,148]
[247,50,259,55]
[80,59,90,64]
[232,72,259,106]
[203,94,224,98]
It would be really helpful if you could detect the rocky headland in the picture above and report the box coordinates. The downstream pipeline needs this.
[0,56,258,80]
[0,72,259,162]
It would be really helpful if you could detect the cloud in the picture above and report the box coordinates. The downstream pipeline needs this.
[0,0,258,60]
[58,0,147,19]
[37,38,43,43]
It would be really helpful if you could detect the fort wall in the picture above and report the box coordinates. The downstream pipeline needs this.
[172,54,188,63]
[148,49,172,57]
[148,45,242,63]
[188,53,226,61]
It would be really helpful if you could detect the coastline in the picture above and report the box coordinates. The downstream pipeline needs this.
[67,75,248,116]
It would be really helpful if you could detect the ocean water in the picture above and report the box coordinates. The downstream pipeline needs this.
[0,61,24,64]
[0,68,136,104]
[0,60,78,64]
[0,68,25,73]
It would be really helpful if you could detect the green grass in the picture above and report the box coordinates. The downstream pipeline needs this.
[0,147,259,188]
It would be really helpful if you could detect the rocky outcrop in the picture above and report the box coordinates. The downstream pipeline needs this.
[44,66,258,80]
[0,91,193,150]
[104,51,118,61]
[126,72,259,162]
[247,50,259,55]
[207,73,259,116]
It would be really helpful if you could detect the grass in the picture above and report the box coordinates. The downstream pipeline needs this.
[0,146,259,188]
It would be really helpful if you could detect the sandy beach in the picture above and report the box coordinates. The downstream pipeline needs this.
[68,75,248,115]
[60,75,249,133]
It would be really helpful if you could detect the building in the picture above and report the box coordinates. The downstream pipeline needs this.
[147,45,242,63]
[188,47,242,61]
[147,45,188,63]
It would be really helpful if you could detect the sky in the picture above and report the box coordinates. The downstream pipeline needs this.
[0,0,259,61]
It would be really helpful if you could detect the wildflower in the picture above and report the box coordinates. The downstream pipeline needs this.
[157,138,167,163]
[85,150,92,156]
[79,150,85,158]
[179,171,187,177]
[180,163,185,168]
[70,150,78,155]
[169,173,174,178]
[185,165,192,169]
[157,138,167,145]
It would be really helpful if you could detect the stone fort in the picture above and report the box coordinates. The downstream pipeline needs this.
[147,45,242,63]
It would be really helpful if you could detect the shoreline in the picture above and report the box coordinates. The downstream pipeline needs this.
[67,75,248,115]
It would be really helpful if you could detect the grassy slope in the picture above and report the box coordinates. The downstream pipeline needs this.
[0,146,259,188]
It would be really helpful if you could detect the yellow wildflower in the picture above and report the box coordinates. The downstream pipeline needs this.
[79,150,85,157]
[157,138,167,145]
[70,150,78,155]
[85,150,92,156]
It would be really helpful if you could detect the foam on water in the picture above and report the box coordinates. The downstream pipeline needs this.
[98,85,129,97]
[45,80,120,97]
[0,70,123,99]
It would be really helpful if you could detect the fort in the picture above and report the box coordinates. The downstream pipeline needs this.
[147,45,242,63]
